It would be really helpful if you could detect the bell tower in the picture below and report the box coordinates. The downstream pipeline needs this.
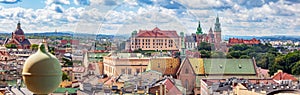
[214,16,222,51]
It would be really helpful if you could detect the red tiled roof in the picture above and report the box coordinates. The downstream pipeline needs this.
[71,40,79,45]
[72,66,85,73]
[164,78,175,90]
[88,64,96,70]
[228,38,260,45]
[61,40,79,45]
[0,51,9,56]
[61,40,68,44]
[248,79,276,84]
[272,71,298,81]
[136,27,179,38]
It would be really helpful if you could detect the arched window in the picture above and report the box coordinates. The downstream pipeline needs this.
[185,79,188,90]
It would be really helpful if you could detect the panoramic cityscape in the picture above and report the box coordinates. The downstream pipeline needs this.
[0,0,300,95]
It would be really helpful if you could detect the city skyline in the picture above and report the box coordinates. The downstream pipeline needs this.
[0,0,299,36]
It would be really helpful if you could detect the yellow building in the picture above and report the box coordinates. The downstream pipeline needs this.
[103,53,150,77]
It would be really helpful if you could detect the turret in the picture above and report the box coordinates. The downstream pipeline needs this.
[214,16,221,32]
[196,21,203,35]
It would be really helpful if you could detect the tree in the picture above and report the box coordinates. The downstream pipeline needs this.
[211,51,225,58]
[292,61,300,75]
[30,44,39,51]
[5,44,17,49]
[62,72,70,81]
[62,57,73,67]
[133,48,144,54]
[199,50,211,58]
[269,51,300,75]
[198,42,212,51]
[240,55,250,59]
[228,51,242,58]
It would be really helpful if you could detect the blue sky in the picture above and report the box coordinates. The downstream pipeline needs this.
[0,0,299,36]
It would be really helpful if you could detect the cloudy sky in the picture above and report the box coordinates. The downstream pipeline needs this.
[0,0,299,36]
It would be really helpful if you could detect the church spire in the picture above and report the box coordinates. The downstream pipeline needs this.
[17,21,21,29]
[196,21,203,35]
[209,27,213,33]
[214,16,221,32]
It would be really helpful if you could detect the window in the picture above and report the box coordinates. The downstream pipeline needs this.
[158,63,160,68]
[185,79,189,90]
[136,68,140,74]
[121,69,125,74]
[185,68,189,74]
[128,69,132,75]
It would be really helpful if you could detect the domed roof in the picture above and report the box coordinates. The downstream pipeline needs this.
[14,22,24,35]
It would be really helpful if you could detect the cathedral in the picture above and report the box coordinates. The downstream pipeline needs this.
[3,22,31,49]
[192,16,222,51]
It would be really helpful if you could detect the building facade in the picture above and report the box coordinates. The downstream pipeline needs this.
[103,53,150,76]
[130,27,181,51]
[228,38,260,46]
[190,16,222,51]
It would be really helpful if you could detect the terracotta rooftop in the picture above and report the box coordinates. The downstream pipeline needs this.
[136,27,179,38]
[228,38,260,45]
[272,70,298,81]
[72,66,85,73]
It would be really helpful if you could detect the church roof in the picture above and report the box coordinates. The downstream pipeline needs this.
[20,39,31,45]
[14,28,24,35]
[14,22,24,35]
[3,38,9,45]
[203,59,256,75]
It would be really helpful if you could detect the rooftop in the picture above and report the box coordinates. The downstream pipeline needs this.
[203,58,256,75]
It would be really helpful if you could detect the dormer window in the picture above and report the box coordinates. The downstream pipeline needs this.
[238,64,242,69]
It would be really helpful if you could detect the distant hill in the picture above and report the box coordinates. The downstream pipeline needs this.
[224,35,300,41]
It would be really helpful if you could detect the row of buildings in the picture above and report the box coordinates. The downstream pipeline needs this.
[126,16,224,52]
[99,51,300,95]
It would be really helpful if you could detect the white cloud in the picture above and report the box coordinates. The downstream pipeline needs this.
[124,0,138,6]
[73,0,90,5]
[45,0,70,5]
[176,0,228,9]
[0,0,299,36]
[0,0,21,4]
[45,4,64,13]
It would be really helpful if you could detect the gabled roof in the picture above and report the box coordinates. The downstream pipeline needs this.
[185,36,196,42]
[189,58,205,75]
[151,78,182,94]
[203,59,256,75]
[20,39,31,45]
[72,66,85,73]
[147,57,180,76]
[272,70,297,81]
[136,27,179,38]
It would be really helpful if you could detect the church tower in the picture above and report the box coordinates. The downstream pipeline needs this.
[214,16,222,50]
[208,27,214,43]
[196,21,203,35]
[180,32,186,62]
[13,21,25,42]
